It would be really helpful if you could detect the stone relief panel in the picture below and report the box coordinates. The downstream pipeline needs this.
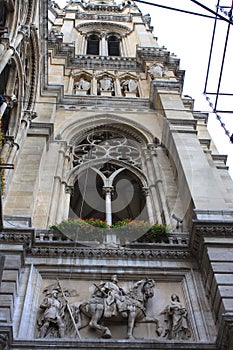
[36,277,192,340]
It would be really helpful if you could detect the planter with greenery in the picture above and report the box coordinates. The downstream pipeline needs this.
[50,218,108,242]
[50,218,169,244]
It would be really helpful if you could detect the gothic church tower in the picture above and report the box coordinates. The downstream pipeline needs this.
[0,0,233,348]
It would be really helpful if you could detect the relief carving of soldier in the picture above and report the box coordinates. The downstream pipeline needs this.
[38,288,65,338]
[73,275,160,339]
[90,274,129,318]
[161,294,191,340]
[37,283,79,339]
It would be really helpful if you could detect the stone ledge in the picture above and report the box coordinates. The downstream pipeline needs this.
[9,339,217,350]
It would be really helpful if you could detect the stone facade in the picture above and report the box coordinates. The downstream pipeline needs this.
[0,0,233,349]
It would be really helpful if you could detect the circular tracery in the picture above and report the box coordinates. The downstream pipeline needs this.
[73,130,142,168]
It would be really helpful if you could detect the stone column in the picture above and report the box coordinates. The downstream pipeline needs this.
[103,186,114,226]
[80,34,86,54]
[0,137,14,163]
[67,70,74,94]
[114,73,122,96]
[121,36,127,56]
[123,36,130,56]
[120,37,125,57]
[48,147,65,226]
[56,149,71,223]
[100,33,108,56]
[91,72,97,95]
[137,76,143,97]
[63,186,73,220]
[0,25,30,74]
[142,187,154,224]
[142,148,162,224]
[147,143,171,227]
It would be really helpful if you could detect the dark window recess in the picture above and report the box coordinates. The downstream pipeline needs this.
[87,34,99,55]
[108,36,120,56]
[1,106,10,134]
[0,2,6,28]
[0,64,9,95]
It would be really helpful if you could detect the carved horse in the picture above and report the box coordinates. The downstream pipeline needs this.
[72,278,159,339]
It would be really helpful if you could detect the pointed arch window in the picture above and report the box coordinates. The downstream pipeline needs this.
[70,130,148,224]
[86,34,100,55]
[107,35,120,56]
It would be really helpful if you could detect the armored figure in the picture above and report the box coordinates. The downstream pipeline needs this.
[91,275,129,318]
[74,276,159,339]
[38,289,65,338]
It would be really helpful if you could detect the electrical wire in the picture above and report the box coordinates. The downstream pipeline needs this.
[134,0,217,19]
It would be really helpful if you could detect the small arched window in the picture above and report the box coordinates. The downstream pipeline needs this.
[86,34,100,55]
[108,35,120,56]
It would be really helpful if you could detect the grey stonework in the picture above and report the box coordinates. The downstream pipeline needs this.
[0,0,233,348]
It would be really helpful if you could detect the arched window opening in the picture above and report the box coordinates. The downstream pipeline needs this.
[69,163,147,225]
[0,64,10,95]
[0,2,7,31]
[108,35,120,56]
[86,34,99,55]
[0,63,18,135]
[70,129,148,224]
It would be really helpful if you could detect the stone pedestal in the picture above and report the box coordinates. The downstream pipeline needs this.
[125,91,137,98]
[100,91,112,96]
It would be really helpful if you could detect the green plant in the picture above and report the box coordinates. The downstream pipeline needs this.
[50,218,108,242]
[50,218,169,243]
[137,223,169,243]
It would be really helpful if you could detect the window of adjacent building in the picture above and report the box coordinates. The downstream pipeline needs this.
[86,34,99,55]
[108,35,120,56]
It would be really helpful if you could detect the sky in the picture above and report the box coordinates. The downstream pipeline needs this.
[56,0,233,178]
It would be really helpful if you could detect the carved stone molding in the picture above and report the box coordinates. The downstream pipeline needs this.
[26,246,190,260]
[75,13,131,22]
[0,326,12,350]
[190,221,233,260]
[151,80,183,93]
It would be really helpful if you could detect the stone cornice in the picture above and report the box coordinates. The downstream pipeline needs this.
[76,21,131,34]
[26,246,190,260]
[190,220,233,262]
[0,229,190,260]
[75,12,131,22]
[69,54,139,70]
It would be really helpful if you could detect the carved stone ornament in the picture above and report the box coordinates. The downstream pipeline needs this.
[36,276,166,339]
[37,282,79,338]
[70,275,160,339]
[99,76,113,91]
[160,294,191,340]
[148,64,166,79]
[74,78,90,91]
[121,79,138,92]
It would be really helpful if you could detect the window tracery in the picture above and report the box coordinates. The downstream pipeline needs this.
[73,130,142,169]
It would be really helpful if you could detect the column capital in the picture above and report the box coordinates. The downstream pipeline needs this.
[142,187,150,196]
[103,186,114,195]
[65,185,73,195]
[18,25,30,38]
